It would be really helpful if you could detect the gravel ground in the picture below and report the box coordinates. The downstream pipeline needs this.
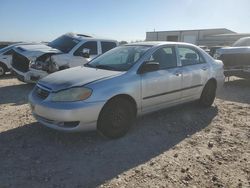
[0,75,249,188]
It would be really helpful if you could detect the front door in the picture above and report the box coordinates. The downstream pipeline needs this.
[141,46,182,113]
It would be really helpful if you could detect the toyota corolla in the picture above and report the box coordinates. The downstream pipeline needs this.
[29,42,224,138]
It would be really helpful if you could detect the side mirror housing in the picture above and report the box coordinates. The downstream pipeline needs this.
[82,48,90,58]
[138,61,160,74]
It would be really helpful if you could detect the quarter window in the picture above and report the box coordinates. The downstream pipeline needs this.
[101,42,117,53]
[178,47,205,66]
[149,47,177,69]
[74,41,98,56]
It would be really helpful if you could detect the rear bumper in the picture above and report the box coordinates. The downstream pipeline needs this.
[12,68,48,83]
[224,68,250,79]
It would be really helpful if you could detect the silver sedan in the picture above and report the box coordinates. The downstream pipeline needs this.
[29,42,224,138]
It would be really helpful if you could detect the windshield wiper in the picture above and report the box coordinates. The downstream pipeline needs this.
[95,65,117,71]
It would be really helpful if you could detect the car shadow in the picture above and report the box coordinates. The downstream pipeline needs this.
[0,102,218,188]
[217,78,250,104]
[0,83,34,105]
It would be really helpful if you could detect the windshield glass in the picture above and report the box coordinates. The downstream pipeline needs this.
[0,45,14,54]
[48,35,80,53]
[232,38,250,47]
[86,45,151,71]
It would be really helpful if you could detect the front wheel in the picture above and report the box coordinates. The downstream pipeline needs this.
[199,81,216,107]
[0,64,6,76]
[97,98,135,139]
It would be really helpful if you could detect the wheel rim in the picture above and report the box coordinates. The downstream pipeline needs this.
[110,109,126,129]
[0,66,4,76]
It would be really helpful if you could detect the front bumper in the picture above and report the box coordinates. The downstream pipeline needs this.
[12,68,48,83]
[29,91,106,132]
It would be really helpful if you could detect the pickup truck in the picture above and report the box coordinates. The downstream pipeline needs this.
[214,37,250,79]
[11,33,118,83]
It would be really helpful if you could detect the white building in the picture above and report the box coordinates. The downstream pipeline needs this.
[146,28,250,47]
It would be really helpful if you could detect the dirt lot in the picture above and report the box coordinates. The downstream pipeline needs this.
[0,75,249,188]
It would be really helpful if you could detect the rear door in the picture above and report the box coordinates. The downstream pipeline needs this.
[141,46,182,112]
[177,45,209,98]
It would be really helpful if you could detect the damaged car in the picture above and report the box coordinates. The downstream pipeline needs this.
[214,37,250,79]
[11,33,118,82]
[0,42,33,76]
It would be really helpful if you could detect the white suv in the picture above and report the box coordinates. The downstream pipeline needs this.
[11,33,118,82]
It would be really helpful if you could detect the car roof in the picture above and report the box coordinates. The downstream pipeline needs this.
[125,41,197,47]
[64,33,117,42]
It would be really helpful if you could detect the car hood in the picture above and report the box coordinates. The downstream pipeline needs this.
[216,46,250,55]
[38,66,123,92]
[14,43,61,59]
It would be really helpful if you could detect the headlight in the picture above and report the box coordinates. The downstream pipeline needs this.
[48,57,59,73]
[50,87,92,102]
[30,61,48,70]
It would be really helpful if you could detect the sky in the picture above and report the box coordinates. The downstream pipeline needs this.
[0,0,250,42]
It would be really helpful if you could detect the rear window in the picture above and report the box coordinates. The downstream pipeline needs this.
[233,38,250,47]
[101,42,117,53]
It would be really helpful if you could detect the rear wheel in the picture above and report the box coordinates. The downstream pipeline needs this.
[199,81,216,107]
[97,98,135,139]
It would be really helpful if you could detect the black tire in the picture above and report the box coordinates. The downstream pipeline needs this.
[0,63,6,76]
[199,81,216,107]
[97,98,135,139]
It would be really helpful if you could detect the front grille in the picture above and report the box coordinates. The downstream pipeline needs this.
[35,86,50,99]
[12,51,30,73]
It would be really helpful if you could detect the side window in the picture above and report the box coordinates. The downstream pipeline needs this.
[74,41,97,56]
[149,46,177,69]
[178,46,205,66]
[101,42,117,53]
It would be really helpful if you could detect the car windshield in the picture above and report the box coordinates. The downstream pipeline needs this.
[48,35,80,53]
[85,45,151,71]
[232,38,250,47]
[0,45,14,54]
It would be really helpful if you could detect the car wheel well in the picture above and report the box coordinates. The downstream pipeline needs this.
[100,94,137,118]
[206,78,217,88]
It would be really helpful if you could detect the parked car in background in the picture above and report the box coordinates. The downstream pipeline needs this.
[11,33,118,83]
[214,37,250,79]
[209,46,223,57]
[29,42,224,138]
[0,43,32,76]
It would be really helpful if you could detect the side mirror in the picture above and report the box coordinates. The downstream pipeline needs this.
[82,48,90,58]
[138,61,160,74]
